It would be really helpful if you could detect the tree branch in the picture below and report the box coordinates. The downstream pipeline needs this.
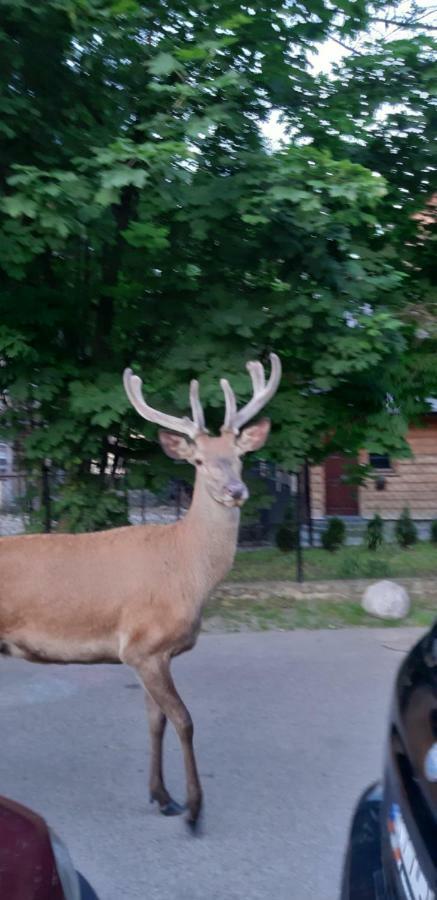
[370,15,437,32]
[330,35,367,57]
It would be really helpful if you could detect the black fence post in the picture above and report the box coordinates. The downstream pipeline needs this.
[41,458,52,533]
[295,469,304,583]
[304,461,313,547]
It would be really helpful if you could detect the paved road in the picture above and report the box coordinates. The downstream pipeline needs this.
[0,628,424,900]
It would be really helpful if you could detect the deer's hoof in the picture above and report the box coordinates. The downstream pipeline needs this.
[160,799,186,817]
[185,806,203,834]
[150,796,186,817]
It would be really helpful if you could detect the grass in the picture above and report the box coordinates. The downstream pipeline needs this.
[204,543,437,632]
[203,594,437,632]
[228,543,437,583]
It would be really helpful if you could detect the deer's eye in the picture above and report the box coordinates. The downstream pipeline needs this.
[195,458,203,466]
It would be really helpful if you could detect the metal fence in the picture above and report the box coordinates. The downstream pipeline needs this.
[0,472,35,535]
[121,463,299,545]
[0,463,301,542]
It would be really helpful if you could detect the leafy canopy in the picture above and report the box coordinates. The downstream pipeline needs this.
[0,0,434,528]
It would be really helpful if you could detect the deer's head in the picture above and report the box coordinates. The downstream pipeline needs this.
[123,354,281,509]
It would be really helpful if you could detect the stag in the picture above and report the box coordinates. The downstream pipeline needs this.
[0,354,281,828]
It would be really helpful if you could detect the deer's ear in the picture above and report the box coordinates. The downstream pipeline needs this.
[236,418,271,455]
[159,431,195,461]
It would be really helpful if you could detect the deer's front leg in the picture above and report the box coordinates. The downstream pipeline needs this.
[137,654,203,830]
[145,690,185,816]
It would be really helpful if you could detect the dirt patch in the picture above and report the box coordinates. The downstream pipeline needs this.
[213,577,437,603]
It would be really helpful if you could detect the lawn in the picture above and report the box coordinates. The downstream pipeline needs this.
[228,543,437,583]
[204,594,436,632]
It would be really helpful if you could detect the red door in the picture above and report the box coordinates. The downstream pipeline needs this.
[324,454,359,516]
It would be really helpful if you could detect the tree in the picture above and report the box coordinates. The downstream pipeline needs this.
[0,0,424,529]
[285,12,437,425]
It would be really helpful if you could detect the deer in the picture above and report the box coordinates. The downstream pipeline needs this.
[0,353,281,829]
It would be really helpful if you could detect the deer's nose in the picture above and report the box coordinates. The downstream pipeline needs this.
[226,481,248,502]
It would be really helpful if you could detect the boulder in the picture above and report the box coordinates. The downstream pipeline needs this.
[362,580,410,620]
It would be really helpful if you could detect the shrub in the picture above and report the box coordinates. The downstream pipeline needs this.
[339,555,390,579]
[321,517,346,552]
[275,511,298,552]
[395,507,417,548]
[54,478,128,533]
[365,558,390,579]
[366,513,384,551]
[431,520,437,544]
[338,555,362,578]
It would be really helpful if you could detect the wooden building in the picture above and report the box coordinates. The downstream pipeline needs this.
[309,413,437,538]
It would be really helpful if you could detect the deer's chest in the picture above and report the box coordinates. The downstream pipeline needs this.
[170,616,201,658]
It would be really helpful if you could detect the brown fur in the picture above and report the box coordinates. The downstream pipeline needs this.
[0,425,271,827]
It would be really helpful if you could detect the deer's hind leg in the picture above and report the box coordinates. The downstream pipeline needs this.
[145,690,185,817]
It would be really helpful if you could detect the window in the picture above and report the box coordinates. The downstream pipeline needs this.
[369,453,391,470]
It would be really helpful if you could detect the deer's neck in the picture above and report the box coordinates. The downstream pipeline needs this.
[178,477,240,598]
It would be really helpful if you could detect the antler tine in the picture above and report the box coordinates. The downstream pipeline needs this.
[123,369,199,439]
[189,379,206,433]
[230,353,282,432]
[247,360,266,394]
[220,377,238,431]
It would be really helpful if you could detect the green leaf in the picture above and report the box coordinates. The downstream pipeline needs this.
[95,186,119,206]
[293,315,312,329]
[148,53,183,77]
[241,213,269,225]
[122,221,169,249]
[101,167,148,190]
[176,46,210,62]
[269,187,309,203]
[220,13,253,29]
[3,195,38,218]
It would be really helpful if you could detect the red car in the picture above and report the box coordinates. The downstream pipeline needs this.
[0,796,99,899]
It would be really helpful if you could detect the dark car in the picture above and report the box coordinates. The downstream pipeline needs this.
[0,796,99,899]
[341,620,437,899]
